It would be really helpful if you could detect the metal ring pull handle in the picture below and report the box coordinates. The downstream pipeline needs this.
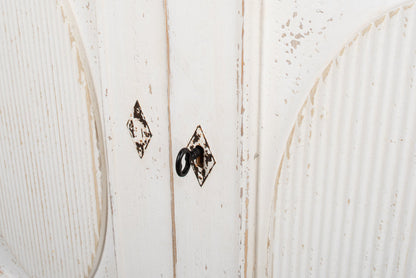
[175,146,204,177]
[176,148,191,177]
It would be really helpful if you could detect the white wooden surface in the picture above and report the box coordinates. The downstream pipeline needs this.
[257,0,416,277]
[1,0,416,277]
[98,0,174,277]
[0,0,115,277]
[100,0,257,276]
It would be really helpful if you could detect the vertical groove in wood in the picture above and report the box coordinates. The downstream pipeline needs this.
[163,0,177,277]
[0,0,107,277]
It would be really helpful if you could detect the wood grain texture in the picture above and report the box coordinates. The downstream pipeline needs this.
[4,0,416,277]
[0,0,109,277]
[98,0,174,277]
[165,0,247,276]
[259,1,416,277]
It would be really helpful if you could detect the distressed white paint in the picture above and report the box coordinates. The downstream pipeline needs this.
[97,0,174,277]
[2,0,416,277]
[99,0,257,276]
[167,0,243,276]
[265,4,416,276]
[257,0,416,277]
[0,0,114,277]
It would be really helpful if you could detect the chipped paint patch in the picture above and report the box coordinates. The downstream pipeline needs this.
[389,8,400,18]
[322,61,333,82]
[375,15,386,27]
[186,125,216,186]
[361,24,372,36]
[126,100,152,158]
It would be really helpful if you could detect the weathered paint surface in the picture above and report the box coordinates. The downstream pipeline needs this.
[98,0,175,276]
[0,0,112,277]
[258,0,416,277]
[266,3,416,276]
[2,0,416,277]
[164,0,254,276]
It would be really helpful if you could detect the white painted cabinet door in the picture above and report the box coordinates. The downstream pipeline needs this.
[2,0,416,277]
[101,0,258,277]
[256,0,416,277]
[0,0,116,277]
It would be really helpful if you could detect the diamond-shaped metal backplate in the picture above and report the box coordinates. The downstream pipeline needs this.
[186,125,216,186]
[126,100,152,158]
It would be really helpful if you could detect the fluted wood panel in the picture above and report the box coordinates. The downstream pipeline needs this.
[0,1,107,277]
[268,3,416,277]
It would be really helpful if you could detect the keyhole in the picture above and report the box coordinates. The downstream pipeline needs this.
[195,151,203,167]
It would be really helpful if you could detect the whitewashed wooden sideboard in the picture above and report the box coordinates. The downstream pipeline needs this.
[1,0,416,277]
